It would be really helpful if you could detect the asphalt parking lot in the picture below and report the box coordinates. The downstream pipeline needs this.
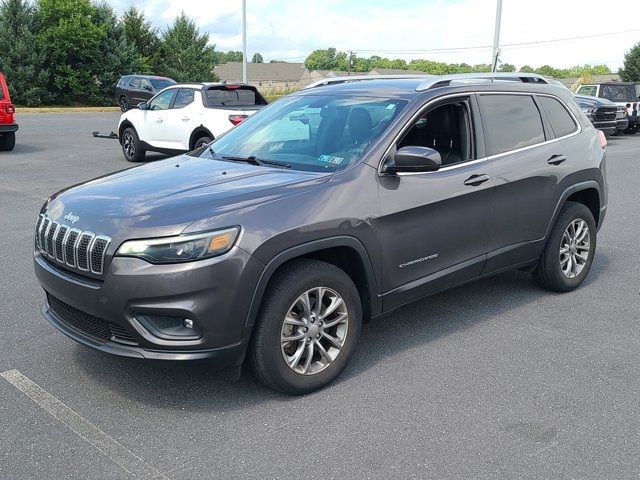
[1,112,640,479]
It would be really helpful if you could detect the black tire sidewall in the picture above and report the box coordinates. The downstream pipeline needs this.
[120,96,130,112]
[0,133,15,151]
[253,261,362,394]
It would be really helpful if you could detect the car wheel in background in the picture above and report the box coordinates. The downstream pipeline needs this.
[194,136,213,150]
[248,259,362,395]
[121,127,145,162]
[533,201,597,292]
[0,133,15,151]
[119,96,130,112]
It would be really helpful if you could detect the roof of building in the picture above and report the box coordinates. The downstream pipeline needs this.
[368,68,430,76]
[214,62,308,82]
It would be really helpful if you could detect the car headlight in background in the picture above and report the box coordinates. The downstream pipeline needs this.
[581,107,595,117]
[116,227,240,264]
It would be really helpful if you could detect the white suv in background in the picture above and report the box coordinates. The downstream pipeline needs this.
[117,83,268,162]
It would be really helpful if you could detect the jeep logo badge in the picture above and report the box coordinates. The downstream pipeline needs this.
[63,212,80,224]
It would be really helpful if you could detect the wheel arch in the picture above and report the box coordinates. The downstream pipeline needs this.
[546,181,603,240]
[245,237,381,331]
[189,126,214,150]
[118,120,135,143]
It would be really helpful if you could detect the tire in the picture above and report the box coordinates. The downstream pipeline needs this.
[121,127,145,162]
[248,259,362,395]
[193,135,212,150]
[119,96,130,112]
[0,133,15,151]
[533,201,597,292]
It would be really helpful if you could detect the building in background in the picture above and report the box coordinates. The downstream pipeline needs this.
[214,62,311,90]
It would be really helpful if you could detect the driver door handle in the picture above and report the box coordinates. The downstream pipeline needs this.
[156,118,164,124]
[464,174,490,186]
[548,154,566,165]
[181,117,190,122]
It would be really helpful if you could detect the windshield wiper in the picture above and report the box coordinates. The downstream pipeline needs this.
[221,155,291,169]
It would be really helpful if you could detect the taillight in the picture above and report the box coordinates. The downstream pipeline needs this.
[5,104,14,114]
[597,130,607,149]
[228,114,248,126]
[634,102,638,110]
[224,84,242,90]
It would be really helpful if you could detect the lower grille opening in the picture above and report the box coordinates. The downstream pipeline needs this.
[46,293,138,345]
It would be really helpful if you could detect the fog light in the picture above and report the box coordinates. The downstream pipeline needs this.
[183,319,194,329]
[134,313,202,341]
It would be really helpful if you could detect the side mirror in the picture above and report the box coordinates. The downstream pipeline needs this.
[137,102,148,110]
[143,84,153,91]
[383,146,442,174]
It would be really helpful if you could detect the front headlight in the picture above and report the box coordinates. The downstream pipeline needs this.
[581,106,595,117]
[116,227,240,264]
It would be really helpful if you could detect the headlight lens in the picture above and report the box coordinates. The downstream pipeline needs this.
[116,227,240,264]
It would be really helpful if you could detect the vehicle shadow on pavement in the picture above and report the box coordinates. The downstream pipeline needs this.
[72,253,611,409]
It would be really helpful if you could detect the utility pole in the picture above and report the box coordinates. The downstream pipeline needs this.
[491,0,503,72]
[242,0,247,83]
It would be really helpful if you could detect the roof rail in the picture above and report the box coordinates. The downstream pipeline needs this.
[415,72,549,91]
[302,74,430,90]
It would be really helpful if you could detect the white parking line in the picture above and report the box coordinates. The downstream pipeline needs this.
[1,369,169,480]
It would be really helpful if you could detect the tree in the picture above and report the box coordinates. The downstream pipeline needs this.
[0,0,49,105]
[157,13,218,82]
[498,63,516,72]
[520,65,535,73]
[251,52,263,63]
[37,0,108,104]
[620,42,640,82]
[121,6,159,73]
[224,51,243,62]
[304,48,340,70]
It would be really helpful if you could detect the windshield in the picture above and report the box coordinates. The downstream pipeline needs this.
[202,94,407,172]
[149,78,176,89]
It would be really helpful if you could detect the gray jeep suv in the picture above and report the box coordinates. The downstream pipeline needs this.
[33,73,608,394]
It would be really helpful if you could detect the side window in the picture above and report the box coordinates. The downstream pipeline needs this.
[576,85,597,97]
[140,79,152,91]
[173,89,195,109]
[478,94,545,156]
[538,96,577,138]
[130,77,141,88]
[397,99,474,167]
[149,89,176,111]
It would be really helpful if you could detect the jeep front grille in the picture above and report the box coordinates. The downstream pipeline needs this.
[35,214,111,275]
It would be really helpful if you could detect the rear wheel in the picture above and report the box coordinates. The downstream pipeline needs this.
[193,135,212,150]
[248,259,362,395]
[0,133,15,151]
[533,202,596,292]
[121,127,145,162]
[119,96,130,112]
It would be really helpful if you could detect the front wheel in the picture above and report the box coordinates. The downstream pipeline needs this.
[121,127,145,162]
[533,201,597,292]
[193,136,212,150]
[0,133,15,151]
[248,259,362,395]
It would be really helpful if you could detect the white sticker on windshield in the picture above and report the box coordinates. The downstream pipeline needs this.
[317,154,344,165]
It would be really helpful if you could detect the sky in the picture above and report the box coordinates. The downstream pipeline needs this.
[108,0,640,70]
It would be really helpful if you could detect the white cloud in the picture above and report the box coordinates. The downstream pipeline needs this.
[110,0,640,69]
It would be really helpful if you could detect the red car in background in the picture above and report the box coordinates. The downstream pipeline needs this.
[0,72,17,151]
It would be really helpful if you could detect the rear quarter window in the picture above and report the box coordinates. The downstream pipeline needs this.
[538,96,577,138]
[478,94,546,156]
[204,87,267,107]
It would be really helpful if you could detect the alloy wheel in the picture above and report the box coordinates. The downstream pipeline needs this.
[280,287,349,375]
[123,132,135,159]
[560,218,590,278]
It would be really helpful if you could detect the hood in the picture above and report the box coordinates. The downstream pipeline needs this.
[45,155,331,238]
[574,95,615,108]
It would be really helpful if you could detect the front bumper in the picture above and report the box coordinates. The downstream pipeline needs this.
[34,247,264,366]
[0,124,18,133]
[591,119,616,136]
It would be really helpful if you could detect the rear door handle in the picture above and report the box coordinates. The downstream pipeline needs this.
[547,154,566,165]
[181,117,190,122]
[464,174,490,186]
[156,118,164,123]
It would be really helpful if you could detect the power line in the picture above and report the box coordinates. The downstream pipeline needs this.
[350,28,640,55]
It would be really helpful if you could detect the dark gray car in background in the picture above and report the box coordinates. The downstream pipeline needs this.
[116,75,176,112]
[33,73,608,394]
